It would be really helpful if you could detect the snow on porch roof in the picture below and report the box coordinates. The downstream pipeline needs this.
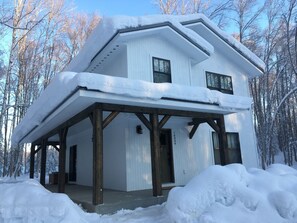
[12,72,252,146]
[65,14,264,74]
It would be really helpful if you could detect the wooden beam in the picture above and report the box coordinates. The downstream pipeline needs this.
[135,113,152,131]
[206,118,220,133]
[217,115,227,165]
[50,144,60,152]
[33,102,222,145]
[92,108,103,205]
[34,146,42,154]
[40,139,47,186]
[103,111,119,129]
[29,144,35,179]
[189,123,200,139]
[150,113,162,197]
[159,115,171,129]
[58,127,68,193]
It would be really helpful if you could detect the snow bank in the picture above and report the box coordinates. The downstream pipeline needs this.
[12,72,252,146]
[166,164,297,223]
[0,179,100,223]
[1,164,297,223]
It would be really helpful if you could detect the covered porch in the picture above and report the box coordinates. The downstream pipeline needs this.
[45,183,169,214]
[29,98,228,207]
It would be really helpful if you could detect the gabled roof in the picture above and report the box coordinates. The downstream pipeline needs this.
[65,15,214,73]
[65,14,264,76]
[179,14,265,76]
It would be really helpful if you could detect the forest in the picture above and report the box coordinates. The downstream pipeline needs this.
[0,0,296,176]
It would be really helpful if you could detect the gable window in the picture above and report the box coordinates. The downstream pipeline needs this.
[206,71,233,94]
[153,57,171,83]
[212,132,242,164]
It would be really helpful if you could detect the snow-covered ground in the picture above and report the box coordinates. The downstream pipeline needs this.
[1,163,297,223]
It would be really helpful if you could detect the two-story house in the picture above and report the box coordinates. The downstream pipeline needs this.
[12,14,264,207]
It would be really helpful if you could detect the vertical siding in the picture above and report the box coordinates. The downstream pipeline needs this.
[99,47,128,78]
[104,113,127,191]
[163,118,214,186]
[191,50,249,96]
[66,119,93,187]
[127,36,191,85]
[125,114,152,191]
[124,115,215,190]
[66,114,128,190]
[225,111,259,168]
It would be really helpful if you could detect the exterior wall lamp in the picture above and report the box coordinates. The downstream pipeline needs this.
[136,125,143,134]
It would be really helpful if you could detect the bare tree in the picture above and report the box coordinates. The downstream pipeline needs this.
[0,0,100,176]
[156,0,233,27]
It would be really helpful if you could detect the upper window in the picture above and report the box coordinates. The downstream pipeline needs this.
[206,71,233,94]
[153,57,171,83]
[212,132,242,165]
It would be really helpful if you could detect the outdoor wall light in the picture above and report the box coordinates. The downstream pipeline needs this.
[136,125,143,134]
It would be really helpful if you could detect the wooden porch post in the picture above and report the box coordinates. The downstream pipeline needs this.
[218,115,227,165]
[58,128,68,193]
[29,144,35,179]
[150,113,162,197]
[92,108,104,205]
[40,139,47,186]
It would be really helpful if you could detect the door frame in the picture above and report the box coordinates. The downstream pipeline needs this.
[160,129,175,184]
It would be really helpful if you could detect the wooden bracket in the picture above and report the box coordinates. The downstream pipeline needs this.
[135,113,152,131]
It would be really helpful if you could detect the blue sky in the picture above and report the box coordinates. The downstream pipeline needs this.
[73,0,160,16]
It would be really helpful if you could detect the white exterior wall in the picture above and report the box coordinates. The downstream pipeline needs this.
[126,36,191,85]
[163,118,214,186]
[192,48,259,168]
[125,114,152,191]
[98,48,128,78]
[66,119,93,187]
[65,32,259,190]
[103,114,127,191]
[124,115,215,191]
[66,114,128,190]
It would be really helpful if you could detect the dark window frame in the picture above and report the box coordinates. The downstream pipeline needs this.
[152,57,172,83]
[212,132,242,164]
[206,71,233,94]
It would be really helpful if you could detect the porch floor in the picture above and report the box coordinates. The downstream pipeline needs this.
[45,184,170,214]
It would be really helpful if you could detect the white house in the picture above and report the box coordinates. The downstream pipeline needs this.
[12,14,264,206]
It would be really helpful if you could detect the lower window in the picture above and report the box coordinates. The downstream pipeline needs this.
[212,132,242,164]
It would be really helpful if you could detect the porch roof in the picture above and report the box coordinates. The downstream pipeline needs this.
[12,72,252,146]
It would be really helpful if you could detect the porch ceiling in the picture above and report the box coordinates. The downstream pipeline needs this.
[21,88,237,145]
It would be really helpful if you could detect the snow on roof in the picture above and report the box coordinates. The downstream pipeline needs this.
[65,15,214,73]
[11,72,252,146]
[179,14,265,72]
[65,14,264,74]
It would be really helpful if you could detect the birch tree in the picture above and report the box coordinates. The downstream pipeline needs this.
[0,0,100,176]
[156,0,233,27]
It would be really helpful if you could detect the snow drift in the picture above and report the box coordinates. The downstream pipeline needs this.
[166,164,297,223]
[1,164,297,223]
[0,179,99,223]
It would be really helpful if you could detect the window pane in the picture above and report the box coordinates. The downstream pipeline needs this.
[153,58,159,72]
[154,72,171,83]
[153,57,171,83]
[212,132,241,164]
[164,61,170,73]
[159,60,165,72]
[206,71,233,94]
